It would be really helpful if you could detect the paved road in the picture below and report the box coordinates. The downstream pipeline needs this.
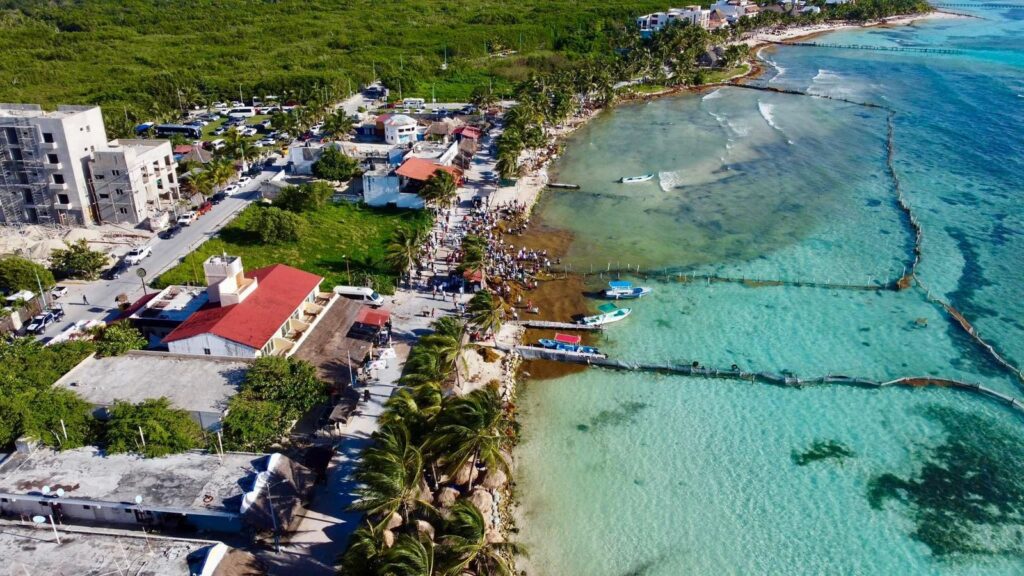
[40,168,276,339]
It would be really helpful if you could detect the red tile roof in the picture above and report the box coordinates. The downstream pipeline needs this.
[173,144,193,154]
[162,264,323,350]
[454,126,482,140]
[395,157,462,182]
[355,307,390,328]
[118,292,159,321]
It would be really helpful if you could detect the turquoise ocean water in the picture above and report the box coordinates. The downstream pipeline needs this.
[516,4,1024,574]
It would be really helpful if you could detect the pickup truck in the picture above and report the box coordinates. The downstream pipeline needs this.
[26,311,56,334]
[124,246,152,266]
[177,211,197,226]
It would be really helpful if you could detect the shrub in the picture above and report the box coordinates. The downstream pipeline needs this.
[104,398,204,458]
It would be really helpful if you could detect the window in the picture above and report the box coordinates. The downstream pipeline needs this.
[42,132,54,143]
[86,125,91,133]
[203,348,211,355]
[52,174,64,184]
[99,193,109,199]
[47,154,58,164]
[57,194,69,204]
[115,188,124,195]
[94,174,104,180]
[112,170,121,176]
[118,207,129,215]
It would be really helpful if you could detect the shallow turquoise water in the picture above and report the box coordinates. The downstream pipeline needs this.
[516,4,1024,574]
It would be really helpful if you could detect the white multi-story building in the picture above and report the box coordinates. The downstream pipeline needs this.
[90,139,180,225]
[0,104,108,225]
[383,114,419,145]
[0,104,179,227]
[636,6,712,36]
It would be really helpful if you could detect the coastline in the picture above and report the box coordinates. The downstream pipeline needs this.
[480,8,971,573]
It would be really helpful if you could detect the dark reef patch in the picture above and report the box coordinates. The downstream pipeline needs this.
[867,405,1024,558]
[792,439,855,466]
[577,401,649,433]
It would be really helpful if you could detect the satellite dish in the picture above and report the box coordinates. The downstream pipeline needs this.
[32,515,46,524]
[136,267,147,278]
[56,488,65,497]
[135,495,143,505]
[41,486,50,495]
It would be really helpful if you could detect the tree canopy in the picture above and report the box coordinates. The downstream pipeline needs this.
[249,206,306,244]
[104,398,204,458]
[312,146,359,182]
[241,356,328,418]
[275,181,335,212]
[0,255,55,293]
[94,322,147,357]
[49,239,108,280]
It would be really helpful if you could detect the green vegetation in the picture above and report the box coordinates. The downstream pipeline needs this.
[0,337,97,449]
[104,397,204,458]
[339,317,521,575]
[93,322,147,357]
[420,171,459,207]
[154,201,432,293]
[49,239,108,280]
[275,181,335,213]
[0,255,54,293]
[249,206,306,244]
[220,356,327,452]
[311,146,359,182]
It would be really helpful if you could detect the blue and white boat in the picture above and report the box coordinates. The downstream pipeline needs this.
[620,174,654,184]
[603,281,652,300]
[579,303,632,326]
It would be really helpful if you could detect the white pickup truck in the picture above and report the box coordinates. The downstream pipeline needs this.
[124,245,152,266]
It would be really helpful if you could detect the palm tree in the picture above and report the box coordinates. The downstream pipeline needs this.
[209,158,235,191]
[337,518,389,576]
[466,290,503,335]
[322,109,355,141]
[351,422,434,522]
[427,387,511,490]
[442,500,524,576]
[420,171,458,208]
[382,534,441,576]
[224,128,256,172]
[382,380,444,443]
[495,152,520,182]
[385,226,426,286]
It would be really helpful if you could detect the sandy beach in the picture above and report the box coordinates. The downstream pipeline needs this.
[744,10,967,48]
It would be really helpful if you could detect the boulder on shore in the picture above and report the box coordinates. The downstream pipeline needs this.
[416,519,436,541]
[482,468,508,490]
[453,461,480,486]
[385,511,403,530]
[468,488,494,521]
[436,486,460,508]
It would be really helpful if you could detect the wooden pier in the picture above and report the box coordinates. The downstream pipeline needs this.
[515,347,1024,417]
[518,320,603,331]
[776,41,963,55]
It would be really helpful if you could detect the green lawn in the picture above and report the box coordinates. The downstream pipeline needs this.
[154,202,432,294]
[703,64,750,84]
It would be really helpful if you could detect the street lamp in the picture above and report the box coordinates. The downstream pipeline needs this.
[342,255,351,285]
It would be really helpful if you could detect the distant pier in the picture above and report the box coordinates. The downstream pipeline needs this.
[774,41,963,55]
[518,320,603,331]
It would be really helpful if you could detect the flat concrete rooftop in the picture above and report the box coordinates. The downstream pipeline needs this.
[0,447,262,513]
[54,351,248,417]
[0,524,203,575]
[130,285,209,323]
[0,103,96,119]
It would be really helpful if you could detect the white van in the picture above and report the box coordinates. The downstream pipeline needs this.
[334,285,384,307]
[402,98,425,109]
[208,138,226,151]
[227,107,256,119]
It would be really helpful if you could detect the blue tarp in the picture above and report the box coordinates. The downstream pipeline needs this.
[608,281,633,289]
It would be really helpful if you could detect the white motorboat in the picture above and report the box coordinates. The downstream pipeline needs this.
[620,174,655,184]
[579,303,632,326]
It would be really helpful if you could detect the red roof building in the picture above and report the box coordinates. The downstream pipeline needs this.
[395,157,463,184]
[453,126,482,140]
[162,256,328,357]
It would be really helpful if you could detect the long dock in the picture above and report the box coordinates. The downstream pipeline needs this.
[515,347,1024,416]
[775,41,963,55]
[518,320,603,331]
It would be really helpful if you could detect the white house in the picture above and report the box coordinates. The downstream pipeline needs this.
[162,255,334,358]
[383,114,418,145]
[636,6,711,36]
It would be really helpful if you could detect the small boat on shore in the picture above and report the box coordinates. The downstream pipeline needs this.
[620,174,654,184]
[579,303,632,326]
[538,333,604,356]
[603,281,652,300]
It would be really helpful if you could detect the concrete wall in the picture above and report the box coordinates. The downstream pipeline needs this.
[0,495,243,533]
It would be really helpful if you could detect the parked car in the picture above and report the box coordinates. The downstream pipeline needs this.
[222,184,240,195]
[237,176,251,186]
[124,245,152,266]
[210,191,228,204]
[263,157,278,167]
[177,211,197,226]
[257,138,276,147]
[159,224,182,239]
[240,127,258,137]
[196,200,213,216]
[213,126,227,136]
[50,285,68,299]
[26,311,56,334]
